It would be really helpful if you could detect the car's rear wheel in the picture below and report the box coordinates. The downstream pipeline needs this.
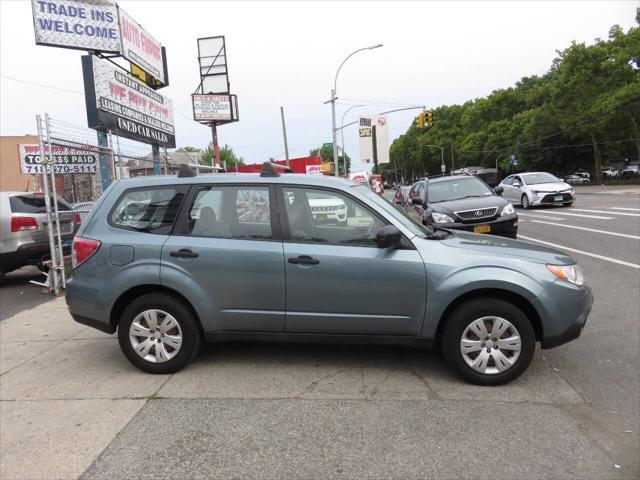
[117,293,201,374]
[521,194,530,209]
[442,298,535,386]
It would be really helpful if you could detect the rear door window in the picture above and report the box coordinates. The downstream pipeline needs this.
[110,186,187,234]
[9,194,71,213]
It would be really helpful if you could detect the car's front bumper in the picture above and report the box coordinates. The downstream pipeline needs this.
[534,280,593,349]
[531,191,575,206]
[427,214,519,239]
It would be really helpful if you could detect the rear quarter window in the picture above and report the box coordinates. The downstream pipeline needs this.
[9,194,71,213]
[110,186,186,235]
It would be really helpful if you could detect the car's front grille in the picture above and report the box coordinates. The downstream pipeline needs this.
[311,206,340,212]
[540,193,572,203]
[454,207,498,221]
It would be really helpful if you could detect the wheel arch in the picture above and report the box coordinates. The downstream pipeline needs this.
[434,288,543,345]
[109,284,203,337]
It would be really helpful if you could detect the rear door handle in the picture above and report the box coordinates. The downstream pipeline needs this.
[288,255,319,265]
[170,249,199,258]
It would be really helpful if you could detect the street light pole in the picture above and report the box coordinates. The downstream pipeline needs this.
[331,44,382,176]
[340,104,364,177]
[423,144,445,173]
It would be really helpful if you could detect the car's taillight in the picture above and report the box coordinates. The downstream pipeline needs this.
[74,213,82,225]
[11,216,38,232]
[72,237,101,269]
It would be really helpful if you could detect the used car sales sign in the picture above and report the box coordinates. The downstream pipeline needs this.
[82,55,175,147]
[19,144,98,174]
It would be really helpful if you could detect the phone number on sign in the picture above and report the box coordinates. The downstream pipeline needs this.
[23,164,98,174]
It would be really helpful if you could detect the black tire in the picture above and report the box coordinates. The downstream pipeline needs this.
[441,297,536,386]
[0,268,5,285]
[521,194,530,209]
[565,202,573,207]
[117,293,201,374]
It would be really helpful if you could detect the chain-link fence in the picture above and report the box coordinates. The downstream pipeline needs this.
[35,114,172,294]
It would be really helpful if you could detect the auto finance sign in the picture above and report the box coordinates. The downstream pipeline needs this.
[31,0,121,52]
[82,55,175,147]
[19,144,98,174]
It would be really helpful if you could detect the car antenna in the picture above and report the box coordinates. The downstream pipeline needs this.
[261,162,280,177]
[177,164,197,178]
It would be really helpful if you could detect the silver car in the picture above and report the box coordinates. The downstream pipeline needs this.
[499,172,575,208]
[66,163,593,385]
[0,191,80,282]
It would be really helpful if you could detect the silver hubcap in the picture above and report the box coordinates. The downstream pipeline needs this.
[129,309,183,363]
[460,316,522,375]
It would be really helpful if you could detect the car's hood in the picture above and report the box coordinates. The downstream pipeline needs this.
[438,231,575,265]
[526,182,571,192]
[428,194,507,214]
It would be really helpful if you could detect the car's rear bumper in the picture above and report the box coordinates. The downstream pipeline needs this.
[428,214,518,239]
[0,241,71,272]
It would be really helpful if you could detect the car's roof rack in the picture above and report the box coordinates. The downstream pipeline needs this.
[260,162,294,177]
[177,164,197,178]
[425,172,470,181]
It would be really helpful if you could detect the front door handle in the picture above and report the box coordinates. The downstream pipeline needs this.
[170,249,199,258]
[288,255,320,265]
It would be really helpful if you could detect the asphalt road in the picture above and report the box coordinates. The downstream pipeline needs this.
[0,266,54,321]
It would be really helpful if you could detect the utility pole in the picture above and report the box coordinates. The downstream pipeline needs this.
[451,148,455,172]
[372,124,378,174]
[280,106,290,167]
[210,122,220,166]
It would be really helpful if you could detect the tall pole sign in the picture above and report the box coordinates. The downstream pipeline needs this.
[31,0,172,190]
[192,36,239,167]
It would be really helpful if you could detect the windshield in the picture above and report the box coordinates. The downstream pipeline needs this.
[522,173,560,185]
[427,177,493,203]
[353,185,433,238]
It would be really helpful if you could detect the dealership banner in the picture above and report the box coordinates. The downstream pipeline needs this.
[359,117,373,164]
[118,7,165,85]
[82,55,175,147]
[31,0,121,52]
[359,115,389,165]
[19,144,98,174]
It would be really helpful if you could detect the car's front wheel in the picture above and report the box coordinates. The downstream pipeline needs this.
[118,293,201,374]
[442,298,536,386]
[521,194,530,209]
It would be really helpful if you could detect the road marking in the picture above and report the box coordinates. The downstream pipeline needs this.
[529,220,640,240]
[517,212,566,221]
[517,235,640,269]
[552,211,614,220]
[611,207,640,212]
[570,208,640,217]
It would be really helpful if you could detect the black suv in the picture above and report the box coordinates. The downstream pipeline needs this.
[405,174,518,238]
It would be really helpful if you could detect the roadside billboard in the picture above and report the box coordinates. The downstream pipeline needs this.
[118,7,166,85]
[359,117,373,164]
[192,94,239,122]
[374,115,390,164]
[31,0,121,52]
[358,115,389,165]
[19,144,98,174]
[82,55,175,147]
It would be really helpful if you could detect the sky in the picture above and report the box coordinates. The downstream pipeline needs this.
[1,0,637,171]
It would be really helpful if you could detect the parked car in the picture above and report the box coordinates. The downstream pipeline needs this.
[393,185,412,205]
[573,169,591,180]
[499,172,575,208]
[564,174,590,185]
[66,163,593,386]
[404,175,518,238]
[621,165,640,179]
[601,166,618,178]
[0,192,80,282]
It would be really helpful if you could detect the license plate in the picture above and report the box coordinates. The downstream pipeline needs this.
[554,195,563,201]
[474,225,491,233]
[316,214,327,222]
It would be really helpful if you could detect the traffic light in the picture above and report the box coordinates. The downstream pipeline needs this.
[425,112,433,128]
[416,112,425,129]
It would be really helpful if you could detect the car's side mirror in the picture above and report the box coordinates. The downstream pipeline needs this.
[376,225,402,249]
[494,186,504,196]
[411,197,423,205]
[513,182,521,188]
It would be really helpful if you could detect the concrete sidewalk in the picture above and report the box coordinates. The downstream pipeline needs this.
[0,297,629,479]
[573,184,640,195]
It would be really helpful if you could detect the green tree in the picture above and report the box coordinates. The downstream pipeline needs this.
[201,143,245,169]
[176,146,201,153]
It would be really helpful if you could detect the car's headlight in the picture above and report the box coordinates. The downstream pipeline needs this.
[431,212,454,223]
[501,203,515,216]
[547,264,586,286]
